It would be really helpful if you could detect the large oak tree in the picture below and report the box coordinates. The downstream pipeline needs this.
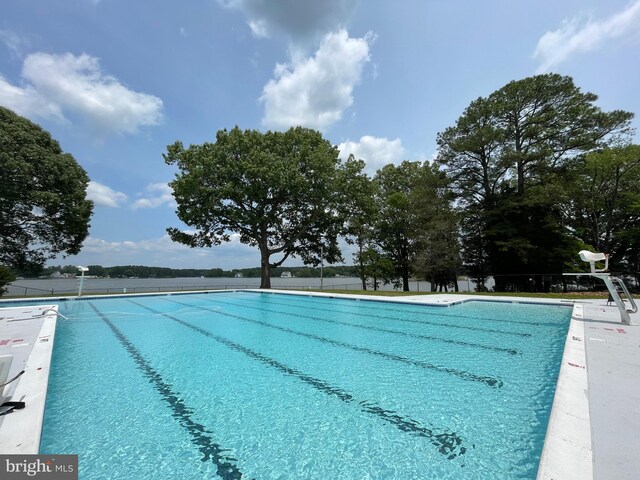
[165,126,358,288]
[0,107,93,276]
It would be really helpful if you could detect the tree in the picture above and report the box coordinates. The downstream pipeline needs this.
[356,247,395,291]
[458,208,490,291]
[412,163,462,292]
[490,74,632,195]
[484,184,583,292]
[0,266,15,295]
[436,96,507,209]
[340,154,379,290]
[570,145,640,275]
[165,127,353,289]
[374,161,423,291]
[87,265,107,277]
[0,107,93,273]
[437,75,634,289]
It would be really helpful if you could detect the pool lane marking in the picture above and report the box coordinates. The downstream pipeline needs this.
[160,298,503,389]
[127,300,467,460]
[190,295,521,356]
[239,291,556,328]
[235,292,546,331]
[227,293,535,336]
[87,302,247,480]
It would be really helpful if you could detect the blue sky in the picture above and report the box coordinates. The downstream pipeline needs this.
[1,0,639,269]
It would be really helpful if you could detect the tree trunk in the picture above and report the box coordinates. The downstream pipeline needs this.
[517,160,525,195]
[402,268,410,292]
[260,248,271,289]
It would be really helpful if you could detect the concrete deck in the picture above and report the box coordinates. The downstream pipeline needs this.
[0,304,58,453]
[0,290,638,479]
[581,300,640,480]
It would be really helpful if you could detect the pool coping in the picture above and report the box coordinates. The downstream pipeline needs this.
[1,289,633,478]
[0,305,58,454]
[536,304,592,480]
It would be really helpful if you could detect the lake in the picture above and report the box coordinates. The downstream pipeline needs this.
[5,276,479,297]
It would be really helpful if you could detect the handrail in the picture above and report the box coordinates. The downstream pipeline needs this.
[612,277,638,314]
[565,249,636,325]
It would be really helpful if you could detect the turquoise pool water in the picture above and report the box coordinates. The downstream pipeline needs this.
[38,292,571,479]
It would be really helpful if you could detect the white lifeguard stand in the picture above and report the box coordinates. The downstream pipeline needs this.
[564,250,637,325]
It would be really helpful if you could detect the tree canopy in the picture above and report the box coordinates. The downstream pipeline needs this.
[0,106,93,274]
[340,154,379,289]
[437,74,635,291]
[373,161,422,291]
[165,126,360,288]
[570,145,640,276]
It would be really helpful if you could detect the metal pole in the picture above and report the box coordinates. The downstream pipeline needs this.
[320,244,324,290]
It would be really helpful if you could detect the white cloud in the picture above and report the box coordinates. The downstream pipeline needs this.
[533,1,640,72]
[69,232,259,268]
[260,29,372,131]
[86,181,128,208]
[81,235,191,255]
[132,183,175,210]
[338,136,405,175]
[0,52,163,134]
[0,75,65,121]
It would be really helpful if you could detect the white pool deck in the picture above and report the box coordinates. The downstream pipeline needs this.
[0,303,57,453]
[0,290,638,480]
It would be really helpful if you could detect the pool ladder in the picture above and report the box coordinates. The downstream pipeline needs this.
[603,276,637,325]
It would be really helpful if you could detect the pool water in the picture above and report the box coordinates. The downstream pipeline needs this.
[39,292,571,479]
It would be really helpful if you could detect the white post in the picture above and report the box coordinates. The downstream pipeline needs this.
[77,266,89,297]
[320,244,324,290]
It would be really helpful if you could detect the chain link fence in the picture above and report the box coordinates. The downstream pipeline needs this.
[4,273,637,298]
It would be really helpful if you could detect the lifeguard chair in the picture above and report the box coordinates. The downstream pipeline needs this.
[564,250,637,325]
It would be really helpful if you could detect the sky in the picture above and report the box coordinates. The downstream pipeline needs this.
[1,0,639,270]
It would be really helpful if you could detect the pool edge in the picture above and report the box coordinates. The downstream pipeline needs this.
[0,306,58,454]
[536,304,593,480]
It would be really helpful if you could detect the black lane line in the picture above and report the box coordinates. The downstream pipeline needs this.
[162,298,503,389]
[88,302,246,480]
[242,291,552,328]
[190,295,521,356]
[128,300,467,460]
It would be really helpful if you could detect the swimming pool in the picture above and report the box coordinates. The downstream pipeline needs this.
[38,291,571,479]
